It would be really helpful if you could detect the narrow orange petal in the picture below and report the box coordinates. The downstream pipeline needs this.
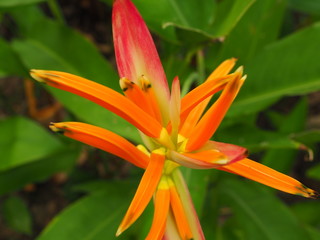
[179,58,236,137]
[116,149,166,236]
[31,70,162,138]
[168,149,229,169]
[169,76,181,141]
[206,58,237,81]
[169,184,193,240]
[218,158,318,198]
[186,71,245,151]
[145,182,170,240]
[50,122,148,169]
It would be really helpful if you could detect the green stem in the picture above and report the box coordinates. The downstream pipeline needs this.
[172,169,206,240]
[47,0,65,24]
[196,49,205,84]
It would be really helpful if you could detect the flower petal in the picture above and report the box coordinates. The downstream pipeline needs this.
[31,70,162,138]
[168,149,229,169]
[169,76,181,141]
[169,181,193,240]
[116,149,166,236]
[50,122,148,169]
[145,178,170,240]
[186,70,245,151]
[200,140,248,164]
[218,158,318,198]
[179,58,236,137]
[113,0,170,123]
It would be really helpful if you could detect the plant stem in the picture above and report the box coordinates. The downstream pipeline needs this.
[172,168,206,240]
[48,0,65,24]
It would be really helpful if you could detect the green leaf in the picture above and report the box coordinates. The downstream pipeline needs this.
[219,179,311,240]
[229,22,320,116]
[0,116,63,171]
[212,0,287,65]
[291,201,320,227]
[36,181,136,240]
[0,39,26,77]
[261,98,308,172]
[288,0,320,15]
[10,6,139,142]
[105,0,254,43]
[2,196,33,235]
[0,145,80,195]
[0,0,45,8]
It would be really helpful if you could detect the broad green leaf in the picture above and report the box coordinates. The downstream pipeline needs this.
[103,0,254,43]
[36,182,136,240]
[211,0,287,65]
[2,196,32,235]
[0,39,26,77]
[0,0,45,8]
[288,0,320,15]
[10,6,139,142]
[219,179,311,240]
[0,116,63,171]
[0,145,80,195]
[261,98,308,172]
[291,201,320,227]
[229,22,320,116]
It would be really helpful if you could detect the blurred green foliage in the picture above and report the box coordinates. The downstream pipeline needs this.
[0,0,319,239]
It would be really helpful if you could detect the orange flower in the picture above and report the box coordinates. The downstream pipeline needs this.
[31,0,317,239]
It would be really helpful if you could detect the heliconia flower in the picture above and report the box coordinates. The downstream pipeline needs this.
[30,0,318,239]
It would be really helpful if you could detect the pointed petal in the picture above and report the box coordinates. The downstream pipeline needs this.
[218,158,318,198]
[169,181,193,240]
[200,141,248,164]
[207,58,237,81]
[145,179,170,240]
[31,70,162,138]
[112,0,170,122]
[168,149,229,169]
[169,76,181,141]
[50,122,148,169]
[179,58,236,137]
[186,71,245,151]
[116,149,166,236]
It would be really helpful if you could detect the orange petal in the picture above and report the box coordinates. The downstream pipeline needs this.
[168,149,229,169]
[169,76,181,141]
[186,71,245,151]
[113,0,170,122]
[116,149,166,236]
[218,158,318,198]
[169,183,193,240]
[30,70,162,138]
[119,77,161,123]
[179,58,236,137]
[50,122,148,169]
[145,179,170,240]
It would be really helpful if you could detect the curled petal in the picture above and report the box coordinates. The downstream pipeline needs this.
[219,158,318,198]
[168,149,229,169]
[113,0,170,122]
[31,70,162,138]
[50,122,148,169]
[116,149,166,236]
